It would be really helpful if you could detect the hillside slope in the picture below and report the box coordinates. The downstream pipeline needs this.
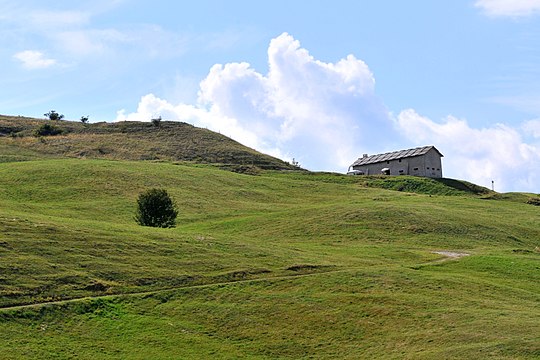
[0,159,538,359]
[0,115,297,170]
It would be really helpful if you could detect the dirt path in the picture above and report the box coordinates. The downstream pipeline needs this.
[0,269,346,313]
[432,251,470,259]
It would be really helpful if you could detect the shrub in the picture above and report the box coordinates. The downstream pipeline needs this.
[151,116,162,127]
[80,116,89,124]
[135,188,178,228]
[526,197,540,206]
[44,110,64,121]
[34,123,63,137]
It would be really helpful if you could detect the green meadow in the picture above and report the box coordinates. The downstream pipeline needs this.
[0,117,538,359]
[0,158,538,359]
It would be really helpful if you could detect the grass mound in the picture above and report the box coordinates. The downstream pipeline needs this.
[0,115,297,170]
[356,175,492,196]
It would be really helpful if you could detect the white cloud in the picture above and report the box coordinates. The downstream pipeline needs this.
[118,32,393,170]
[475,0,540,17]
[118,32,540,192]
[13,50,56,69]
[397,109,540,192]
[1,2,188,64]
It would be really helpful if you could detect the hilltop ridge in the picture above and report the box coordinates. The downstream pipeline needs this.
[0,115,297,170]
[1,114,537,201]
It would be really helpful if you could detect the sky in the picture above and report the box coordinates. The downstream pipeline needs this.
[1,0,540,192]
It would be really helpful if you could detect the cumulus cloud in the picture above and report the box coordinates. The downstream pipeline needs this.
[118,33,392,170]
[13,50,57,69]
[118,32,539,192]
[397,109,540,192]
[475,0,540,17]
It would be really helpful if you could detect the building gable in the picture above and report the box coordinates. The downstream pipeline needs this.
[349,146,443,178]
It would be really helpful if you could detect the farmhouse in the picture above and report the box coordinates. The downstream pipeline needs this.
[348,145,443,178]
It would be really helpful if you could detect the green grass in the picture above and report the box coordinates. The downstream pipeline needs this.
[0,158,538,358]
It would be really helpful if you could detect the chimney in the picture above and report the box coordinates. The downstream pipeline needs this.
[363,154,368,158]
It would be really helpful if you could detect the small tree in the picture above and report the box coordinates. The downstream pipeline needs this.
[80,115,89,124]
[151,116,162,127]
[44,110,64,121]
[135,188,178,228]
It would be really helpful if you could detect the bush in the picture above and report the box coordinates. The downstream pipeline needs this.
[44,110,64,121]
[526,197,540,206]
[34,123,63,137]
[135,188,178,228]
[151,116,162,127]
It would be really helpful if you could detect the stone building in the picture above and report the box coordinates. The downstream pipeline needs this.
[348,146,443,178]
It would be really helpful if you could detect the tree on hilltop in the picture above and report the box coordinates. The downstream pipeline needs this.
[44,110,64,121]
[151,116,162,127]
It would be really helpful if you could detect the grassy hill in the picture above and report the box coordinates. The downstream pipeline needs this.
[0,156,538,359]
[0,115,296,170]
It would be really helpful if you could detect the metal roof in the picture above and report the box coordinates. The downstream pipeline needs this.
[351,146,443,167]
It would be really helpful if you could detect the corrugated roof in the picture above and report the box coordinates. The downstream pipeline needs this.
[351,146,443,167]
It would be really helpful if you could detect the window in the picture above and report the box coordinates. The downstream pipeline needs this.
[386,161,390,164]
[398,159,402,163]
[413,167,418,171]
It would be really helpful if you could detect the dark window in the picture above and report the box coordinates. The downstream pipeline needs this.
[413,167,419,171]
[398,159,402,163]
[386,161,390,164]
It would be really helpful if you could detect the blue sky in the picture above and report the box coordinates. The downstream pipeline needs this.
[2,0,540,192]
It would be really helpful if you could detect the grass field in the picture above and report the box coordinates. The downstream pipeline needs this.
[0,157,538,359]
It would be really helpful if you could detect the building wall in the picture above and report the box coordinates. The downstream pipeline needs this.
[423,149,443,178]
[352,149,443,178]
